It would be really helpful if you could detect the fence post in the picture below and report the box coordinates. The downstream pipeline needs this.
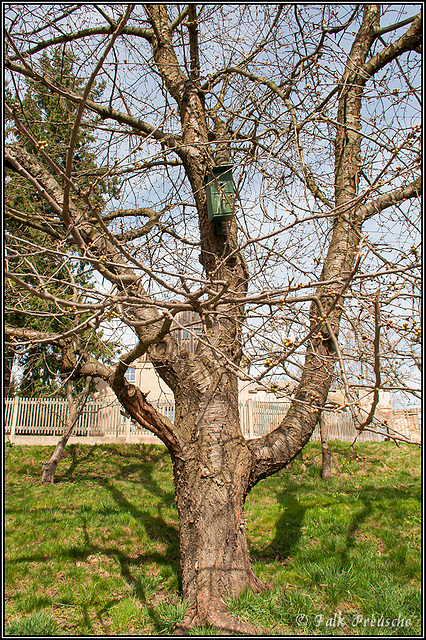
[9,396,20,443]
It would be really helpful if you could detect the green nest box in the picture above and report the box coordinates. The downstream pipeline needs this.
[204,164,234,235]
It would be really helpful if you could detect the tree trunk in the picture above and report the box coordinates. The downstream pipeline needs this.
[41,456,60,484]
[42,379,91,484]
[41,428,72,484]
[115,363,265,632]
[319,413,332,479]
[4,350,14,397]
[119,364,266,634]
[172,408,265,634]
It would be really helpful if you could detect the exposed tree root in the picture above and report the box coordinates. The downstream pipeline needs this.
[172,598,261,636]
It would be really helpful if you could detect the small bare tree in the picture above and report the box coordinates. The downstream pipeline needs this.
[41,378,92,484]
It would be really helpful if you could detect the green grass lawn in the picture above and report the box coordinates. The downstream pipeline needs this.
[4,441,421,636]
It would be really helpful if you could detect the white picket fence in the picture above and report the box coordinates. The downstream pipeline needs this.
[3,395,405,445]
[238,398,375,441]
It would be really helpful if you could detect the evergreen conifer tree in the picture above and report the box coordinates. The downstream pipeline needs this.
[5,48,116,396]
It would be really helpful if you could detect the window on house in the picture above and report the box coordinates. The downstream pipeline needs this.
[182,330,189,339]
[125,367,136,383]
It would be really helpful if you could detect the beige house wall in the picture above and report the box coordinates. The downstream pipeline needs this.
[95,361,174,402]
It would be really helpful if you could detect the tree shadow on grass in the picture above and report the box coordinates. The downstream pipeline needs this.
[59,444,173,498]
[97,476,179,560]
[8,444,182,609]
[73,470,181,600]
[59,443,97,480]
[9,494,181,608]
[271,484,307,559]
[336,483,420,565]
[249,471,419,564]
[249,480,307,565]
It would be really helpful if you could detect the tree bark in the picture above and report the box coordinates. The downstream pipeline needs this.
[174,449,264,633]
[172,394,264,634]
[41,438,66,484]
[4,350,14,396]
[114,358,264,633]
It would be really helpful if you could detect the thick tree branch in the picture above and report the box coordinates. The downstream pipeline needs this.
[363,12,421,80]
[6,25,155,62]
[5,325,63,345]
[143,4,189,107]
[113,384,182,456]
[373,14,416,38]
[246,7,388,486]
[187,5,200,82]
[169,6,191,32]
[356,177,421,221]
[6,142,141,286]
[5,206,62,240]
[5,142,180,362]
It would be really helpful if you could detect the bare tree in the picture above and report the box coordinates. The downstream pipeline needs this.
[5,5,421,633]
[41,377,92,484]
